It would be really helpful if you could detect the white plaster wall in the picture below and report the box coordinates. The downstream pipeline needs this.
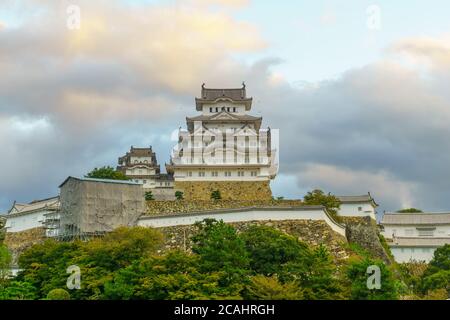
[126,167,156,176]
[5,211,47,232]
[138,208,346,237]
[173,168,267,181]
[390,247,437,263]
[130,156,153,163]
[382,224,450,239]
[338,203,376,220]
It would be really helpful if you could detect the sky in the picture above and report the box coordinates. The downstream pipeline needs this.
[1,0,450,214]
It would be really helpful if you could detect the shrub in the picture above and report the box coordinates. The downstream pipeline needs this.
[46,288,71,300]
[210,190,222,200]
[145,191,155,201]
[175,191,184,200]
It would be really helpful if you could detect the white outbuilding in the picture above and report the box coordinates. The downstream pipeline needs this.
[380,212,450,263]
[3,196,60,235]
[337,193,378,220]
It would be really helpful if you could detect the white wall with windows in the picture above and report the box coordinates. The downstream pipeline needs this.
[382,224,450,238]
[390,247,437,263]
[5,211,47,232]
[173,168,265,181]
[338,203,376,219]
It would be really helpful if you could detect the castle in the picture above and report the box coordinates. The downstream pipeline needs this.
[2,84,449,264]
[117,84,278,201]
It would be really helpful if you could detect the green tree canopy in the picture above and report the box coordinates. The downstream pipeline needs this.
[85,166,129,180]
[175,191,184,200]
[145,191,155,201]
[241,225,309,276]
[396,208,423,213]
[345,258,399,300]
[210,190,222,200]
[192,219,249,286]
[420,244,450,295]
[303,189,342,222]
[0,244,12,287]
[243,275,303,300]
[46,288,71,300]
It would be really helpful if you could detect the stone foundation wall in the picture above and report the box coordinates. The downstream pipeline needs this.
[146,199,303,216]
[4,227,47,266]
[174,181,272,201]
[158,220,350,263]
[343,216,393,264]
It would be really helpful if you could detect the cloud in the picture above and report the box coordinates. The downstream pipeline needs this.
[260,36,450,212]
[1,0,450,217]
[0,0,265,210]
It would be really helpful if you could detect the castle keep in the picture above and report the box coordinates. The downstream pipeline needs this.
[166,84,278,200]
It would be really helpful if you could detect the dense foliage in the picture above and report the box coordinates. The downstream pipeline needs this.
[303,189,342,222]
[1,222,448,300]
[210,190,222,200]
[85,166,129,180]
[175,191,184,200]
[145,191,155,201]
[396,208,423,213]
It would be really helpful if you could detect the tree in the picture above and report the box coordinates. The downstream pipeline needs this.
[85,166,129,180]
[104,251,242,300]
[175,191,184,200]
[420,244,450,295]
[192,219,249,286]
[46,288,71,300]
[210,190,222,200]
[303,189,341,222]
[241,225,309,276]
[0,217,6,243]
[0,281,37,300]
[17,227,164,300]
[345,258,399,300]
[397,208,423,213]
[0,244,12,287]
[145,191,155,201]
[243,275,303,300]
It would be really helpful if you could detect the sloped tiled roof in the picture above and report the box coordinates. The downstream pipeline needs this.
[195,84,253,111]
[8,196,60,216]
[59,176,142,188]
[187,112,261,122]
[337,193,378,206]
[381,212,450,225]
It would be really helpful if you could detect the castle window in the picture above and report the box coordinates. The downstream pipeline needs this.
[225,171,231,177]
[251,171,257,177]
[212,171,218,177]
[198,171,205,177]
[210,107,213,112]
[187,172,192,177]
[238,171,244,177]
[215,107,218,112]
[222,107,225,111]
[233,107,236,112]
[227,107,230,112]
[143,180,147,184]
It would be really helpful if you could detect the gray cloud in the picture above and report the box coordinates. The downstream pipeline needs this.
[1,1,449,215]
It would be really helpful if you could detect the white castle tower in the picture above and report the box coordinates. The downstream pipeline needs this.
[166,83,278,200]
